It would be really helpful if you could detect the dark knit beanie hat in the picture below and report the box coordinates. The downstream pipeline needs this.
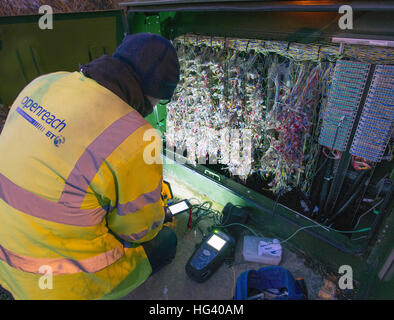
[113,33,180,100]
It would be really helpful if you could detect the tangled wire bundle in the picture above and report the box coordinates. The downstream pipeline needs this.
[166,36,334,193]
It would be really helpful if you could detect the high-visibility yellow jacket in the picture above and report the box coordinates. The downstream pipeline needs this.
[0,71,164,300]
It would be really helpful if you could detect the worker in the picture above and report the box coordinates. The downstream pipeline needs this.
[0,33,180,299]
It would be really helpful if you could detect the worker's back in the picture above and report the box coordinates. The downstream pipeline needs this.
[0,71,164,299]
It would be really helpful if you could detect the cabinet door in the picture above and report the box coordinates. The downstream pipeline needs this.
[0,10,125,106]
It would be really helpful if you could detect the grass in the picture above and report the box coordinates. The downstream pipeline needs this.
[0,0,125,16]
[0,104,9,134]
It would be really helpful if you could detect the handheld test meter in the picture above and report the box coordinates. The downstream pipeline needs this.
[185,229,234,282]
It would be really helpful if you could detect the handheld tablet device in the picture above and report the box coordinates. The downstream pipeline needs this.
[168,200,191,216]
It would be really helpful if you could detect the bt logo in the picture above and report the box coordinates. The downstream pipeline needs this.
[54,135,66,148]
[46,130,66,147]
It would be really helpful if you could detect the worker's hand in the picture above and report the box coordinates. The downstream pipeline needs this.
[163,207,173,223]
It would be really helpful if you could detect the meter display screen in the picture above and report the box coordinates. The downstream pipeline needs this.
[207,234,227,251]
[168,201,189,215]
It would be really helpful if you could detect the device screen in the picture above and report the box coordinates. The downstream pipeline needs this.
[168,200,190,216]
[207,234,227,251]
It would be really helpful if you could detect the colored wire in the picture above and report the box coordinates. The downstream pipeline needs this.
[259,222,372,248]
[353,198,384,230]
[218,222,260,237]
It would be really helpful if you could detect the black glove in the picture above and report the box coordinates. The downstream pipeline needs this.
[164,207,173,223]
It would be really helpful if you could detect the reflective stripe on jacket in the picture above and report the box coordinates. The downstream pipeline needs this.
[0,72,164,299]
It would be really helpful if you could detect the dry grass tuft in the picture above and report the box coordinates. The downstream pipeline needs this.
[0,105,8,134]
[0,0,126,17]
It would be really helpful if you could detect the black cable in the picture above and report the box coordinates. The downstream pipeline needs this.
[353,198,384,231]
[325,177,367,226]
[335,170,367,213]
[310,117,344,219]
[312,117,344,179]
[189,200,222,236]
[319,158,334,210]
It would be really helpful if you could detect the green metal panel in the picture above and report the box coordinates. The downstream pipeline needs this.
[0,10,125,106]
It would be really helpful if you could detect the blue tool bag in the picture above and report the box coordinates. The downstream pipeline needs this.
[234,266,307,300]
